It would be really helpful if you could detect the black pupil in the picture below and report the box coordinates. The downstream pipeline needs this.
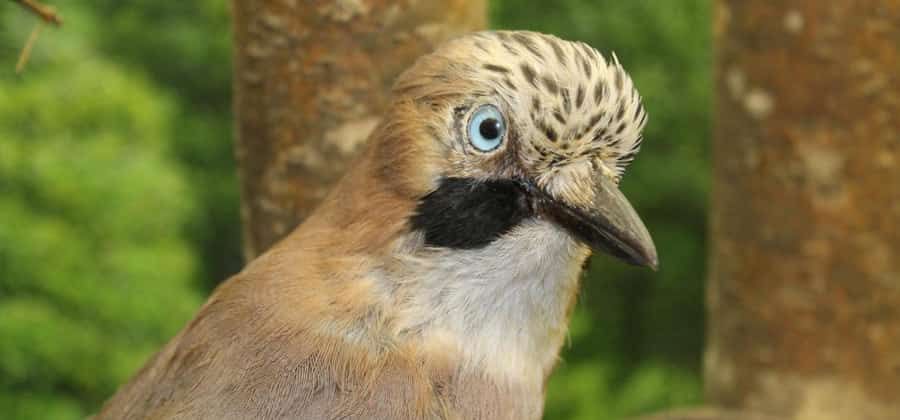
[479,118,501,140]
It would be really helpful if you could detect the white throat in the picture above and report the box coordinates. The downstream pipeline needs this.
[389,219,590,385]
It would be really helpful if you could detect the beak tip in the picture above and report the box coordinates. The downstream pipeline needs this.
[632,247,658,271]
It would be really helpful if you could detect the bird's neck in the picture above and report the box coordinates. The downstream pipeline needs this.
[385,220,590,388]
[290,154,590,391]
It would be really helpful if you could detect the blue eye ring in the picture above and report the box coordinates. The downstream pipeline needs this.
[467,104,506,152]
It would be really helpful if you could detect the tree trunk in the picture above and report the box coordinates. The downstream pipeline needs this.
[232,0,486,259]
[706,1,900,419]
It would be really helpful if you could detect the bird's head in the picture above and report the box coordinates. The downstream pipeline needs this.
[366,30,656,269]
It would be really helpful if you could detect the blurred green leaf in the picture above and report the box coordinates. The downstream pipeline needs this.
[0,12,204,417]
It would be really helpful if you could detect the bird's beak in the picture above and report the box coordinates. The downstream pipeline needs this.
[536,174,658,270]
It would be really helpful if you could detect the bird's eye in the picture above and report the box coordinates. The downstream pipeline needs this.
[467,104,506,152]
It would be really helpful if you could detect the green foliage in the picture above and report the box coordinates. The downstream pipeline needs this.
[1,1,709,419]
[0,9,203,419]
[88,0,242,289]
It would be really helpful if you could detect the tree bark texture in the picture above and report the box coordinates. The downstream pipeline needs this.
[232,0,486,259]
[634,407,780,420]
[707,1,900,419]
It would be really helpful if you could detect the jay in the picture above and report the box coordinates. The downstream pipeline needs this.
[99,30,656,420]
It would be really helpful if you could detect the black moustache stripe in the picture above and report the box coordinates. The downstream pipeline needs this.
[409,177,534,249]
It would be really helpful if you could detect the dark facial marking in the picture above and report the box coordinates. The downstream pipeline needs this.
[633,135,644,149]
[483,63,511,74]
[579,42,597,61]
[593,82,606,104]
[542,76,559,95]
[534,142,552,157]
[576,49,592,78]
[502,42,519,56]
[592,127,608,144]
[410,178,534,249]
[548,155,565,167]
[561,88,572,113]
[616,103,626,122]
[513,33,544,59]
[541,123,558,142]
[553,109,567,125]
[575,85,586,109]
[520,63,538,88]
[549,39,567,63]
[589,112,605,130]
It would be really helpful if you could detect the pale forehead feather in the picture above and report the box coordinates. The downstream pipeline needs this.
[397,30,647,179]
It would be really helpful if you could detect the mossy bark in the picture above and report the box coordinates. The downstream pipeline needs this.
[232,0,486,258]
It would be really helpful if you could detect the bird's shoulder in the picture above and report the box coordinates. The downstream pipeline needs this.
[98,238,543,420]
[95,249,439,419]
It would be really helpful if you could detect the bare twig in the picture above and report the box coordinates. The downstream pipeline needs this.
[15,22,42,74]
[10,0,61,73]
[11,0,63,26]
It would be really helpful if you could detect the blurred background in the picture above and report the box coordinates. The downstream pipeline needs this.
[0,1,709,419]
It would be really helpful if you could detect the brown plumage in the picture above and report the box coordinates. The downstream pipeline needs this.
[97,31,656,420]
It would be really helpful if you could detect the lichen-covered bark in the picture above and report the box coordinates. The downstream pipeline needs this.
[232,0,486,258]
[707,1,900,419]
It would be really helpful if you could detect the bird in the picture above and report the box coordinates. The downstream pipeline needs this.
[97,30,656,420]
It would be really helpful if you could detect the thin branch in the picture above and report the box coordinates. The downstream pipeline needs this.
[15,22,42,74]
[11,0,63,26]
